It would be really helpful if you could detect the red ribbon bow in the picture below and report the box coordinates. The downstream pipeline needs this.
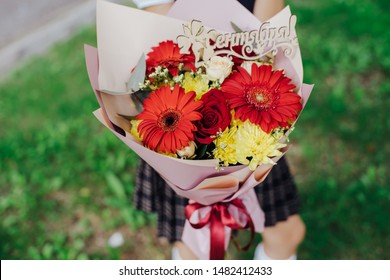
[185,198,255,260]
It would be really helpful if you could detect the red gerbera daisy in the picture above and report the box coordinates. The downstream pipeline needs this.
[146,40,196,76]
[222,64,302,133]
[136,85,203,154]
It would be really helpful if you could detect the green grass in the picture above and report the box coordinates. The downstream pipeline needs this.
[289,0,390,259]
[0,27,157,260]
[1,0,389,259]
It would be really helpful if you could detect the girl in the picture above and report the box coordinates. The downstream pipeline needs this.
[133,0,306,260]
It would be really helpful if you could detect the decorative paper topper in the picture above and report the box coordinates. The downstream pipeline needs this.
[177,15,298,67]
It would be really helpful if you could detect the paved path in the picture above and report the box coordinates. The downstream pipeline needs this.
[0,0,127,78]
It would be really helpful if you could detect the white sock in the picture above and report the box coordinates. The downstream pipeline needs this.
[254,243,297,260]
[171,247,182,260]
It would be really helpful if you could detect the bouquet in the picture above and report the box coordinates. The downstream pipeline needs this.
[85,0,313,259]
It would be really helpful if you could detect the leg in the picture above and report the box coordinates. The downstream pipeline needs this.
[172,241,198,260]
[260,214,306,259]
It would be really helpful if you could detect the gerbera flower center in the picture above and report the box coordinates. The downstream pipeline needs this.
[245,85,273,110]
[158,109,182,132]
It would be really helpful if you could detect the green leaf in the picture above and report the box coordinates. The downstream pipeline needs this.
[127,54,146,92]
[230,21,243,33]
[105,172,126,202]
[195,144,213,159]
[130,90,151,112]
[99,54,146,96]
[99,89,130,95]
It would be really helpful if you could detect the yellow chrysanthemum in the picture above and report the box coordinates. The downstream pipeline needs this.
[212,126,238,166]
[230,110,243,127]
[130,119,142,141]
[182,72,210,100]
[236,120,286,171]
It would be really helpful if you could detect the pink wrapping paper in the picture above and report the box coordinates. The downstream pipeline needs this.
[87,0,314,259]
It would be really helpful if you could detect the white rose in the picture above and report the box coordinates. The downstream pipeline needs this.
[240,61,263,74]
[176,141,197,159]
[204,56,234,83]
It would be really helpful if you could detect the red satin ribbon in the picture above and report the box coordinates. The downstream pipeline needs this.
[185,199,255,260]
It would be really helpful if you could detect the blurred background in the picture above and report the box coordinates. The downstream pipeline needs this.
[0,0,389,260]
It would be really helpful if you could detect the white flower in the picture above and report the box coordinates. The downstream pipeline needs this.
[176,141,197,159]
[240,61,264,74]
[107,232,124,248]
[204,56,234,83]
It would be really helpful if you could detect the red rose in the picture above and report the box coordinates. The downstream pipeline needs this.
[195,89,231,144]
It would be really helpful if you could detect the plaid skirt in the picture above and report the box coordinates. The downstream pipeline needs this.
[134,157,299,243]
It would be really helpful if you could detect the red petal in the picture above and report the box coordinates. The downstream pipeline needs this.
[260,120,269,133]
[236,67,252,84]
[276,106,295,117]
[269,109,283,122]
[137,110,158,121]
[262,65,272,82]
[269,70,284,88]
[268,118,279,131]
[251,63,260,81]
[174,128,188,145]
[280,94,302,105]
[169,67,179,76]
[182,111,202,121]
[163,85,178,109]
[261,110,271,124]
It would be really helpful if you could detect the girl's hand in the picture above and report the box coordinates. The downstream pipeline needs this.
[253,0,285,21]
